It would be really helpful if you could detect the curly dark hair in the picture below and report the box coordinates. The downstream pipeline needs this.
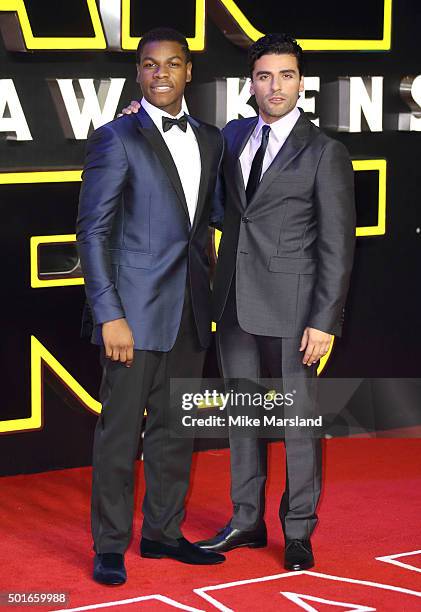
[136,28,191,64]
[248,33,304,77]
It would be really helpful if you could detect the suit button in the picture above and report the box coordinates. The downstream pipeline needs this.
[242,216,250,223]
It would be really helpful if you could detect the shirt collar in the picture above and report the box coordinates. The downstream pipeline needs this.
[141,97,185,130]
[254,105,301,143]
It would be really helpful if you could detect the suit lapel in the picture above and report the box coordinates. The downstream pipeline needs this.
[187,116,210,233]
[135,107,190,222]
[247,111,315,210]
[229,117,258,210]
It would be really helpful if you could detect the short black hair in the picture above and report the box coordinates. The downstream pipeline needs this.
[248,33,304,77]
[136,28,191,64]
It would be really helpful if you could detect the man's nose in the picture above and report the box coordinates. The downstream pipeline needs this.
[272,76,283,92]
[154,66,169,78]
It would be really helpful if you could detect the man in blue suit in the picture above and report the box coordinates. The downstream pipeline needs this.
[76,28,225,585]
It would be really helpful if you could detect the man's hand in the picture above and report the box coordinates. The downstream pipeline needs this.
[102,318,135,367]
[299,327,332,366]
[117,100,141,117]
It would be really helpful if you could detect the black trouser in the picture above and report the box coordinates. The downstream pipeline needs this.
[217,280,322,541]
[91,283,206,553]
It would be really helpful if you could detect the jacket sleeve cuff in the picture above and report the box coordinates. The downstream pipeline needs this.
[306,313,343,337]
[91,296,125,327]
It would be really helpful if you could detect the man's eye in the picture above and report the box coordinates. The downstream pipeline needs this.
[283,73,293,79]
[259,75,268,80]
[170,62,180,67]
[144,63,154,68]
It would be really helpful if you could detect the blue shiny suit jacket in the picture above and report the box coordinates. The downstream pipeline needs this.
[76,106,224,351]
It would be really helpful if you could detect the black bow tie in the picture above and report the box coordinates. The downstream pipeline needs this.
[162,114,188,133]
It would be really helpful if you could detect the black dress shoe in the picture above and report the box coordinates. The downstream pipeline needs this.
[93,553,127,585]
[284,539,314,571]
[195,522,267,553]
[140,537,225,565]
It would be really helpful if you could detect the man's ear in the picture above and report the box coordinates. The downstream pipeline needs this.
[136,64,141,84]
[186,61,193,84]
[250,79,255,96]
[299,75,304,93]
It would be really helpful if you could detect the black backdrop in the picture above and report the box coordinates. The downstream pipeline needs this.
[1,0,420,475]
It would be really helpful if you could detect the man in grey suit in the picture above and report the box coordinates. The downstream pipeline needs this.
[196,33,356,570]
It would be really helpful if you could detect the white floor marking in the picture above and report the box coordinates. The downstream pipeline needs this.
[280,591,376,612]
[52,593,205,612]
[376,549,421,574]
[193,570,421,612]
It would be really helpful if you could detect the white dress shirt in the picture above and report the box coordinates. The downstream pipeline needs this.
[141,97,201,226]
[240,105,301,187]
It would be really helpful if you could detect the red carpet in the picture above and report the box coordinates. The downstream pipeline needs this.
[1,439,421,611]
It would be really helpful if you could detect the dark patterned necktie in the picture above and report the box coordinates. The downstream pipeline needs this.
[246,124,271,204]
[162,115,188,133]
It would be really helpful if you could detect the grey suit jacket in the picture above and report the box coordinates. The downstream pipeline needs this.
[212,110,356,338]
